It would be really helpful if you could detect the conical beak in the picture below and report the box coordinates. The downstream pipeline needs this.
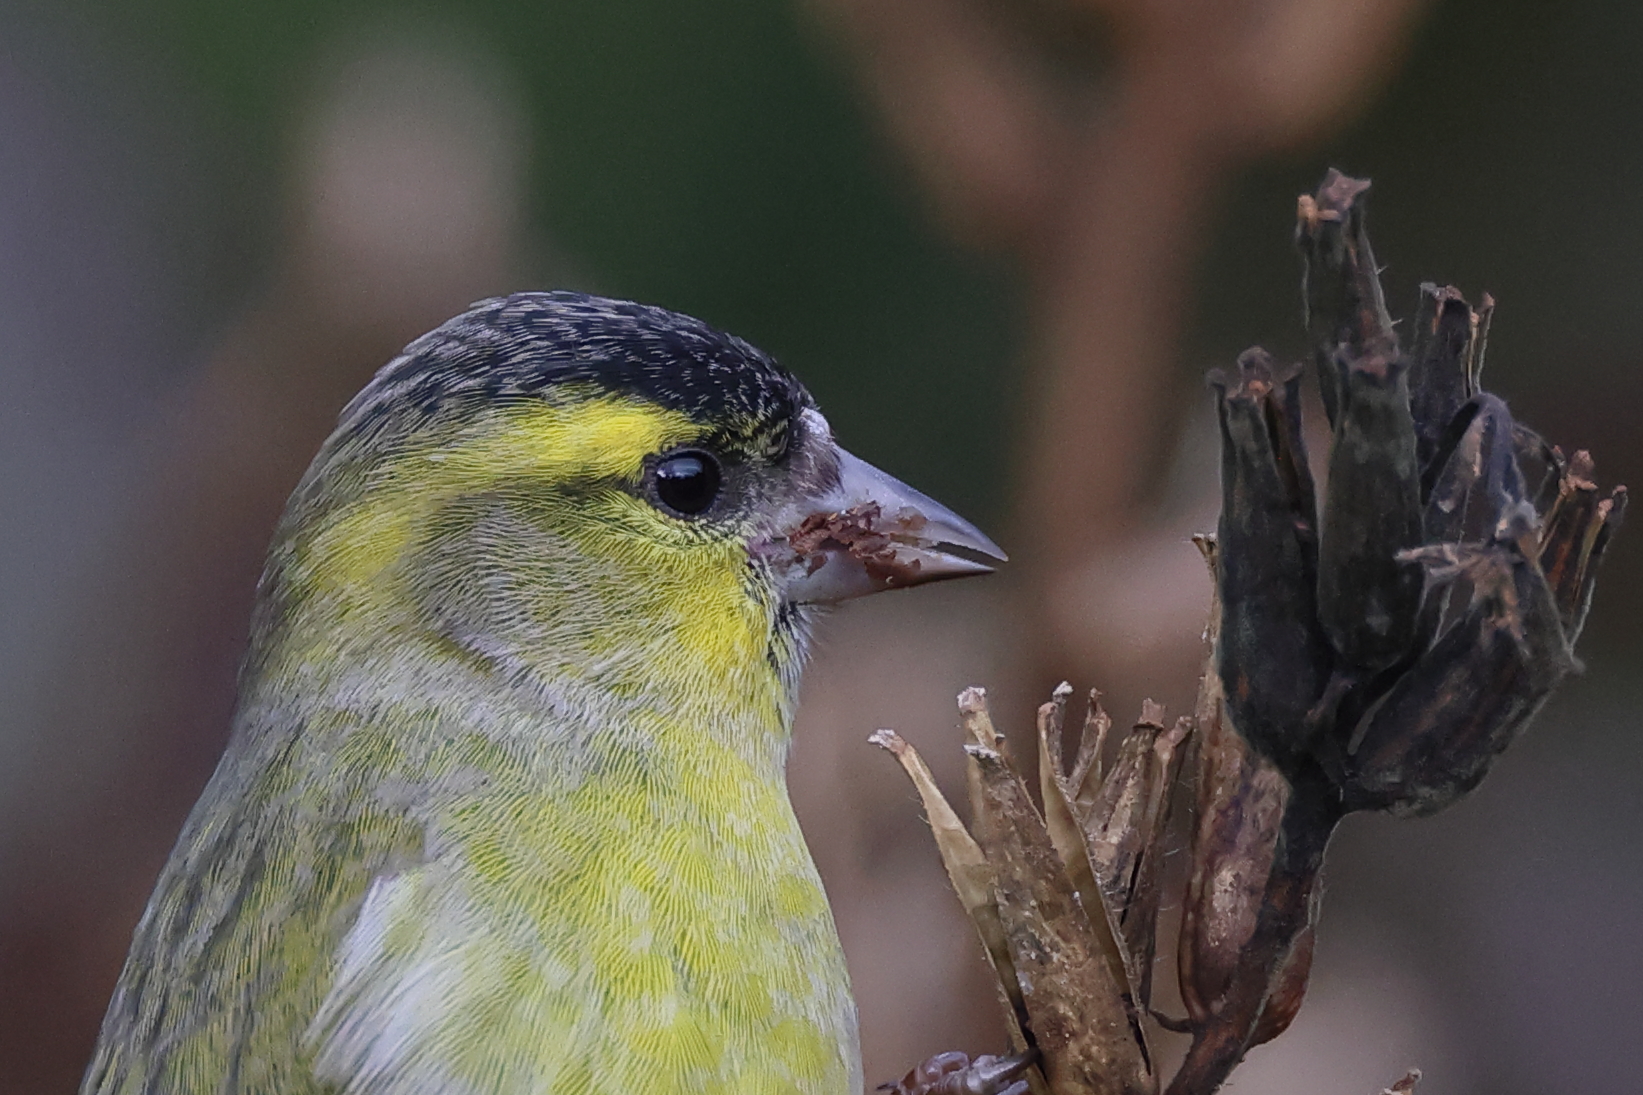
[765,448,1007,605]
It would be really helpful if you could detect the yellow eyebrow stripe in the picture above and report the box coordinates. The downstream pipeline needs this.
[428,396,699,484]
[299,395,700,594]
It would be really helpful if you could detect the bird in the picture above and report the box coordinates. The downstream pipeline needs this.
[81,291,1007,1095]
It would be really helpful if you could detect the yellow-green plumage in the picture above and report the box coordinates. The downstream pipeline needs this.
[82,292,999,1095]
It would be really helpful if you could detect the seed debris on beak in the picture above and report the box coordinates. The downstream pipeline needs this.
[773,449,1006,605]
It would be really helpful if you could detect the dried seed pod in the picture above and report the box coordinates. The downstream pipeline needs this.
[1516,428,1566,518]
[1421,394,1528,546]
[1118,717,1191,1009]
[1176,673,1296,1031]
[1245,913,1316,1047]
[1177,659,1331,1065]
[1296,169,1395,427]
[1342,453,1624,817]
[1169,770,1336,1095]
[1406,283,1490,471]
[1340,517,1574,816]
[1317,343,1425,671]
[1538,451,1628,643]
[881,170,1626,1095]
[1213,350,1332,760]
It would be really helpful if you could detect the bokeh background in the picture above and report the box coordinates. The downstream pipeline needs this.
[2,1,1640,1092]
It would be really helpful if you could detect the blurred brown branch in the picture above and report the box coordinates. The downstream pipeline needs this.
[807,0,1429,696]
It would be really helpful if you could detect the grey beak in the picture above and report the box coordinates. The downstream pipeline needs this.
[767,448,1007,605]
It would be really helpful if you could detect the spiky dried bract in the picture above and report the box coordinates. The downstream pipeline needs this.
[1036,697,1135,1000]
[1538,452,1627,643]
[967,737,1153,1095]
[877,684,1182,1095]
[1067,692,1111,801]
[1077,707,1163,909]
[868,729,1036,1066]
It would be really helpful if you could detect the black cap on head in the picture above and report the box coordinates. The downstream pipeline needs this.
[339,291,812,445]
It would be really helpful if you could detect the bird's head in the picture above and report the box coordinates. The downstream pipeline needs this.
[251,292,1004,715]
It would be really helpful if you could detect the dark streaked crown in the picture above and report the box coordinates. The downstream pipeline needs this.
[339,291,812,447]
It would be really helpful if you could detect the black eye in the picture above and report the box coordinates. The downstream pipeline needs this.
[653,450,722,516]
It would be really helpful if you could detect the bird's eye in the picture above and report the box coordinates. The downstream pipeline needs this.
[653,450,723,516]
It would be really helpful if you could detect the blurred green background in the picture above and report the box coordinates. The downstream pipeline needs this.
[2,1,1640,1092]
[42,0,1021,516]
